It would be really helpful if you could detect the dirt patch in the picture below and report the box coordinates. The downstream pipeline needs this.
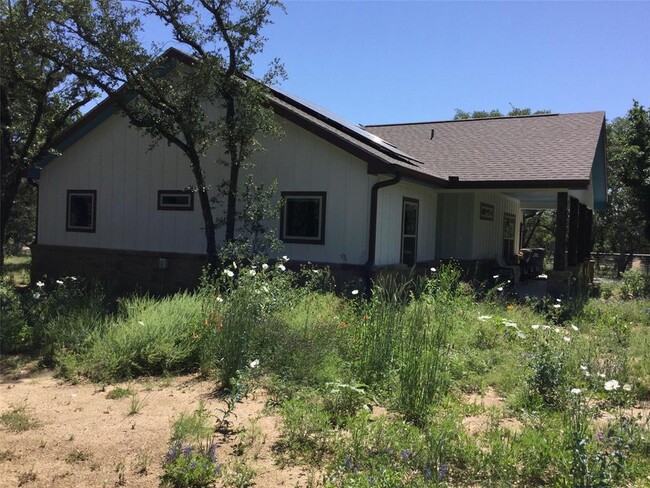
[461,388,522,435]
[0,362,317,487]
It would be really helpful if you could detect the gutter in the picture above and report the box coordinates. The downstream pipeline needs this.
[365,173,402,270]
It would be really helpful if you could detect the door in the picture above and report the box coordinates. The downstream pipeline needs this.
[401,198,419,267]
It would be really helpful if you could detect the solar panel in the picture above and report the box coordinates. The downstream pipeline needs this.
[270,85,420,163]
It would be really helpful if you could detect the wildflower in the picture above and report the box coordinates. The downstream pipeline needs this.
[216,296,224,303]
[553,304,561,309]
[517,331,526,339]
[282,255,289,262]
[563,336,571,342]
[556,298,562,303]
[56,279,64,285]
[313,269,320,274]
[604,379,620,391]
[69,276,77,281]
[248,269,256,276]
[192,332,199,340]
[364,315,370,321]
[277,264,286,272]
[36,281,45,288]
[497,287,504,292]
[571,325,579,332]
[224,269,234,278]
[493,274,499,279]
[138,321,145,326]
[351,289,359,295]
[580,365,588,370]
[531,324,541,330]
[478,315,493,321]
[507,304,513,310]
[503,321,517,328]
[597,373,606,378]
[400,449,413,460]
[623,383,632,391]
[554,327,560,333]
[430,267,437,272]
[208,443,217,462]
[262,285,269,293]
[262,263,269,270]
[571,388,582,395]
[542,325,551,330]
[250,359,260,369]
[340,321,347,328]
[32,292,40,299]
[232,261,237,269]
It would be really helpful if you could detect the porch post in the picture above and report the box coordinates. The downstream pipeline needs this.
[568,197,579,266]
[554,192,568,271]
[577,204,588,262]
[586,208,593,254]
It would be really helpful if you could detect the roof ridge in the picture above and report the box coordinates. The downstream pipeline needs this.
[364,111,605,128]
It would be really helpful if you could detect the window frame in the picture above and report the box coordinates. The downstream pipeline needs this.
[503,212,516,261]
[280,191,326,245]
[157,190,194,211]
[66,190,97,233]
[400,197,419,267]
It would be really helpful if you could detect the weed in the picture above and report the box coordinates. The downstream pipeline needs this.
[219,459,256,487]
[106,386,134,399]
[66,448,91,463]
[115,461,126,486]
[134,451,151,475]
[162,440,219,488]
[171,400,213,443]
[0,449,15,461]
[17,468,37,486]
[127,394,147,415]
[0,403,38,432]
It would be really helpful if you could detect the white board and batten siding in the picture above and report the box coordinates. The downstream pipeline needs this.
[436,192,521,261]
[374,180,438,266]
[38,111,377,265]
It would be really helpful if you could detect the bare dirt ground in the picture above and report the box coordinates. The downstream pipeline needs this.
[0,359,317,488]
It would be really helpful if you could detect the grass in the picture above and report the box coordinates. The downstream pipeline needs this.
[3,253,30,286]
[0,403,38,432]
[3,261,650,486]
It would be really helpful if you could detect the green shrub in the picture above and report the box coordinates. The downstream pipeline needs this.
[0,277,32,353]
[619,270,650,299]
[161,441,219,488]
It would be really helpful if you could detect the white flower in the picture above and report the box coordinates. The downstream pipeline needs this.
[248,269,256,277]
[262,285,269,293]
[70,276,77,281]
[282,255,289,262]
[249,359,260,369]
[563,336,571,342]
[216,296,224,303]
[138,321,145,326]
[36,281,45,288]
[604,379,620,391]
[262,263,269,270]
[313,269,320,274]
[224,269,235,278]
[571,325,579,332]
[277,264,286,272]
[478,315,493,322]
[554,327,561,333]
[493,274,499,279]
[517,331,526,339]
[584,371,591,377]
[623,384,632,391]
[570,388,582,395]
[556,298,562,303]
[232,261,237,269]
[580,365,588,371]
[497,287,504,292]
[538,273,548,279]
[351,289,359,295]
[531,324,541,330]
[503,321,518,328]
[430,267,437,272]
[32,292,40,299]
[56,279,64,285]
[542,325,551,330]
[553,304,561,309]
[598,373,606,378]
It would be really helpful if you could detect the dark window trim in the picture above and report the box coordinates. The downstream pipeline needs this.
[66,189,97,233]
[280,191,326,245]
[157,190,194,211]
[503,212,516,261]
[400,197,419,266]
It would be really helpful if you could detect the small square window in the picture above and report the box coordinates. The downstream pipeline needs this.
[280,192,326,245]
[158,190,194,211]
[66,190,96,233]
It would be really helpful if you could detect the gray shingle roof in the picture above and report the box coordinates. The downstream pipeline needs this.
[364,112,605,185]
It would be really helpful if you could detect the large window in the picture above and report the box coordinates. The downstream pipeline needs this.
[280,192,326,244]
[66,190,96,233]
[503,213,516,262]
[401,198,419,267]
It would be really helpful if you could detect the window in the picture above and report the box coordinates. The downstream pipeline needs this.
[503,213,516,262]
[66,190,96,233]
[401,198,419,267]
[280,192,326,244]
[158,190,194,211]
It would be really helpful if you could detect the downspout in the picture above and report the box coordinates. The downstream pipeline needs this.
[364,173,401,294]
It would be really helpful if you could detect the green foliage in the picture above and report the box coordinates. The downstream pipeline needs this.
[453,106,551,120]
[0,277,32,353]
[278,394,332,463]
[171,400,214,443]
[105,387,134,400]
[619,270,650,299]
[0,403,38,432]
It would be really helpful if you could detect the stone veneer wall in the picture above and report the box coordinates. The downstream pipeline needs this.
[31,244,207,295]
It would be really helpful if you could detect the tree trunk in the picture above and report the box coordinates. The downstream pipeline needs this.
[0,171,22,273]
[224,94,239,242]
[188,155,218,269]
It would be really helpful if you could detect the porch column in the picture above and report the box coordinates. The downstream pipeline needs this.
[577,204,588,262]
[586,208,593,254]
[553,192,568,271]
[567,197,579,266]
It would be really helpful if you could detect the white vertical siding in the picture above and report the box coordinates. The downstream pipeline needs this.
[374,180,438,266]
[38,111,376,264]
[436,193,475,259]
[471,192,521,260]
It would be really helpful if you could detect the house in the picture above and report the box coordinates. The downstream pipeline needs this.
[30,52,607,294]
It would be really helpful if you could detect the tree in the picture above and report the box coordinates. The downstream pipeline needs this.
[0,0,95,271]
[453,105,551,120]
[593,101,650,274]
[45,0,285,267]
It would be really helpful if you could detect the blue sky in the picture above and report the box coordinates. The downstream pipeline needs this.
[243,1,649,125]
